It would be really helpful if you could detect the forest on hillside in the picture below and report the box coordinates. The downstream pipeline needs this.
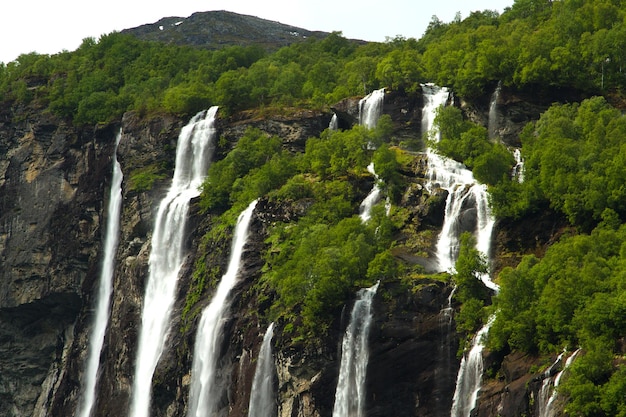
[3,0,626,415]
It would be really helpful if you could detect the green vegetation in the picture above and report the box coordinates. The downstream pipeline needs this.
[127,164,167,192]
[195,121,402,338]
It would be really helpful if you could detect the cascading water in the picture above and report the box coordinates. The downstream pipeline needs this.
[537,351,565,417]
[538,349,581,417]
[421,84,500,417]
[187,199,258,417]
[359,162,382,223]
[359,88,385,129]
[488,82,501,140]
[248,322,276,417]
[332,281,379,417]
[76,130,123,417]
[450,316,494,417]
[329,113,339,130]
[129,107,219,417]
[358,88,385,221]
[512,148,524,183]
[422,84,498,291]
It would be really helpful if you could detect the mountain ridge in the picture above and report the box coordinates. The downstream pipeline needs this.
[120,10,356,51]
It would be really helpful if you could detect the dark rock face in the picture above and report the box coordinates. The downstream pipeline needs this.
[0,108,115,416]
[368,280,459,417]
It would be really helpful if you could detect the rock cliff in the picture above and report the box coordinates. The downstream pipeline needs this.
[0,88,567,417]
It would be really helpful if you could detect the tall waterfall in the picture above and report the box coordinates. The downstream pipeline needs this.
[76,130,123,417]
[538,349,581,417]
[358,88,385,221]
[422,84,498,291]
[450,317,494,417]
[332,281,379,417]
[248,322,277,417]
[421,84,500,417]
[359,88,385,129]
[187,199,258,417]
[129,107,219,417]
[488,82,501,140]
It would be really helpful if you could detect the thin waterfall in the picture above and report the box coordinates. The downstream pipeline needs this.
[512,148,524,183]
[129,107,219,417]
[450,316,494,417]
[539,349,581,417]
[358,88,385,221]
[359,162,382,223]
[76,130,123,417]
[332,281,379,417]
[359,88,385,129]
[488,82,501,140]
[248,322,277,417]
[537,351,565,417]
[187,200,258,417]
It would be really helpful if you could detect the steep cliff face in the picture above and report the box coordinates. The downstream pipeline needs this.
[0,104,116,416]
[0,89,565,417]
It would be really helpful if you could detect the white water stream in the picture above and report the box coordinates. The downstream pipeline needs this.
[488,82,501,140]
[538,349,581,417]
[359,162,382,223]
[76,130,123,417]
[129,107,219,417]
[359,88,385,129]
[450,317,494,417]
[332,282,380,417]
[358,88,386,222]
[421,84,501,417]
[248,322,277,417]
[187,199,258,417]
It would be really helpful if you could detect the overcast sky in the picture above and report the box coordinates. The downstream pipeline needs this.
[1,0,514,64]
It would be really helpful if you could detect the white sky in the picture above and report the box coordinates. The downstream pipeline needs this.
[0,0,514,64]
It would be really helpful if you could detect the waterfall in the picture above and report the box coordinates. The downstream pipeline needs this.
[358,88,385,220]
[421,84,500,416]
[76,130,123,417]
[421,83,450,141]
[450,316,494,417]
[329,113,339,130]
[538,349,581,417]
[537,351,565,417]
[488,82,501,140]
[248,322,277,417]
[422,84,498,291]
[187,199,258,417]
[332,281,379,417]
[129,107,219,417]
[359,162,382,223]
[359,88,385,129]
[512,148,524,183]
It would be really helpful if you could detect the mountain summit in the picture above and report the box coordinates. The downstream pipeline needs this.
[121,10,332,50]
